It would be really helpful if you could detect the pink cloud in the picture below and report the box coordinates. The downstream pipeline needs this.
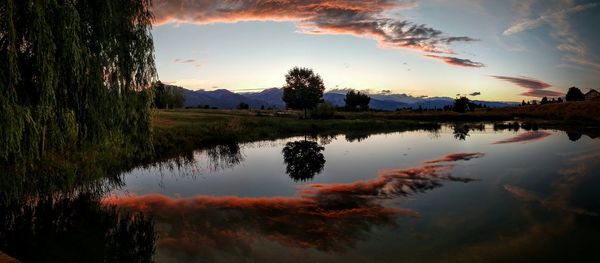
[491,76,564,98]
[152,0,482,67]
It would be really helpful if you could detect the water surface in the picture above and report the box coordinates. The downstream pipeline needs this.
[105,124,600,262]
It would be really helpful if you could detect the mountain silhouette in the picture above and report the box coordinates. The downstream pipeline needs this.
[177,86,517,110]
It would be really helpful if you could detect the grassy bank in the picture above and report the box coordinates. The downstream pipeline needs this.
[152,109,441,157]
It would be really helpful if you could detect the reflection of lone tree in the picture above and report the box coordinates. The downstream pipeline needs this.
[567,132,582,142]
[282,67,325,118]
[282,140,326,182]
[453,124,470,140]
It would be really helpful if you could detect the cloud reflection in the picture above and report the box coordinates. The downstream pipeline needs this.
[493,131,551,144]
[104,152,483,261]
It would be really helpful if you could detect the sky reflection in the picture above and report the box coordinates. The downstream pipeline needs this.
[105,152,482,261]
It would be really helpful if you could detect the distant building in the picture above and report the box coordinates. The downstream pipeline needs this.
[585,89,600,101]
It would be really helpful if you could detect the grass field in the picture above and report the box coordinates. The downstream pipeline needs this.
[152,109,441,157]
[152,101,600,157]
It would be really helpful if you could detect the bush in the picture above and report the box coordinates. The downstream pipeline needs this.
[310,103,336,119]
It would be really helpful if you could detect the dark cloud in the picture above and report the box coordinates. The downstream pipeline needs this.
[153,0,482,67]
[493,131,552,144]
[425,152,485,164]
[469,92,481,96]
[491,76,564,97]
[426,55,485,67]
[173,58,198,64]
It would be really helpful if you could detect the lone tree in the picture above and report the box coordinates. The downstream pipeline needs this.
[565,87,585,101]
[345,90,371,111]
[282,67,325,118]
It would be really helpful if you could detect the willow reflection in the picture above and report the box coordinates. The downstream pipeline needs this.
[282,140,326,182]
[0,192,156,263]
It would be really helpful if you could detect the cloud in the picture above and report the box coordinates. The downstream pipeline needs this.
[491,75,563,97]
[492,131,552,144]
[425,55,485,68]
[172,58,198,64]
[104,152,483,261]
[153,0,482,67]
[469,92,481,96]
[504,2,600,71]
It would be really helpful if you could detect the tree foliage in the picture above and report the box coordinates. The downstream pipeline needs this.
[565,87,585,102]
[153,81,185,109]
[345,90,370,111]
[0,0,156,165]
[453,97,471,113]
[282,67,325,118]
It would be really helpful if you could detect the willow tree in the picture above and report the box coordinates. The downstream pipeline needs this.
[0,0,156,166]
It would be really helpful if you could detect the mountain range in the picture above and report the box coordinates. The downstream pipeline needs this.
[177,86,518,110]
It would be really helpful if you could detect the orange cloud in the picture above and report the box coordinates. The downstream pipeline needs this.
[152,0,481,67]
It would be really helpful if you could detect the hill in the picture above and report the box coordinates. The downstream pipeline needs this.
[176,86,517,110]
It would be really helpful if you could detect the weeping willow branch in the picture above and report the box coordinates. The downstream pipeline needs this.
[0,0,156,168]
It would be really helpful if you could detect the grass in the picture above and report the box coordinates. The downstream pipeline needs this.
[152,101,600,159]
[152,109,441,157]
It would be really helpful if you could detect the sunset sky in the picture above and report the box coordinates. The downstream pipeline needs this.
[150,0,600,101]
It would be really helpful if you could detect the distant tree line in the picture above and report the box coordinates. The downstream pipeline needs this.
[521,87,585,106]
[0,0,156,166]
[153,81,185,109]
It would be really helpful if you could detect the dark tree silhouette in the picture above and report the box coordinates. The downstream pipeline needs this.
[565,87,585,101]
[0,193,156,263]
[282,140,325,182]
[345,90,371,111]
[0,0,156,166]
[282,67,325,118]
[237,102,250,110]
[541,97,549,104]
[453,124,471,140]
[453,97,471,113]
[153,81,185,109]
[567,132,582,142]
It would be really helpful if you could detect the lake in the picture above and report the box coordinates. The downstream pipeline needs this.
[104,124,600,262]
[2,123,599,262]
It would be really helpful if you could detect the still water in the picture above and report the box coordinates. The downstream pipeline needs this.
[1,124,599,262]
[105,124,600,262]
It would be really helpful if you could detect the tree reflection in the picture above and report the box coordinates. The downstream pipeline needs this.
[567,132,582,142]
[344,132,372,142]
[282,140,326,182]
[452,123,485,141]
[205,143,244,171]
[106,152,483,261]
[0,192,156,263]
[453,124,471,140]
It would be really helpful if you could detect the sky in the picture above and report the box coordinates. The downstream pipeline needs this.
[150,0,600,101]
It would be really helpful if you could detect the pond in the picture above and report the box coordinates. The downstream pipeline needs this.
[1,124,599,262]
[105,124,600,262]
